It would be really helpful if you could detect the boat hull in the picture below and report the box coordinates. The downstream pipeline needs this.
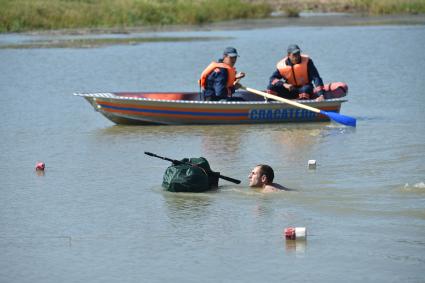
[75,92,347,125]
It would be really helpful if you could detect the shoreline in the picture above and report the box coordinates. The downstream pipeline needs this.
[20,13,425,36]
[1,13,423,49]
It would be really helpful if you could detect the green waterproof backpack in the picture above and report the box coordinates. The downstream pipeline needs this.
[162,157,219,192]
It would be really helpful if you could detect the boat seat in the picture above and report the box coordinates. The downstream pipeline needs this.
[117,92,199,101]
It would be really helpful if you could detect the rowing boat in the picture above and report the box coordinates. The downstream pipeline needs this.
[74,85,349,125]
[74,91,348,125]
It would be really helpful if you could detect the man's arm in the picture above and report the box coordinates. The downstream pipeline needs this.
[307,59,324,88]
[308,59,325,98]
[212,68,230,99]
[268,69,284,89]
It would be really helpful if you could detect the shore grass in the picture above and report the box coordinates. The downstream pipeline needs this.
[258,0,425,16]
[351,0,425,14]
[0,0,424,33]
[0,0,271,33]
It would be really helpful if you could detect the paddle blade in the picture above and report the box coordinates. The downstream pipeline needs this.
[320,110,356,127]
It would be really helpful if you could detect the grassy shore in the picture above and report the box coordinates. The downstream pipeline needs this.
[351,0,425,14]
[0,0,424,33]
[0,0,271,33]
[257,0,425,15]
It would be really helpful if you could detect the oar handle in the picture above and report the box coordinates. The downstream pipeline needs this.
[240,86,320,113]
[145,151,241,184]
[241,85,356,127]
[218,174,241,184]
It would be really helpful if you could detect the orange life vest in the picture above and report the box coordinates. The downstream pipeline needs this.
[276,54,310,87]
[199,62,236,90]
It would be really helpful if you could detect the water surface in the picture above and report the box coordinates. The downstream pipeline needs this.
[1,24,424,283]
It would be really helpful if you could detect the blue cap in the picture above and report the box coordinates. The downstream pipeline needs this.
[287,44,301,54]
[223,47,239,57]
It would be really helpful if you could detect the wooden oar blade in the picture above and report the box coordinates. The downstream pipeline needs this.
[321,110,356,127]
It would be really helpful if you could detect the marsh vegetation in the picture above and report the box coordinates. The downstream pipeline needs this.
[1,0,424,33]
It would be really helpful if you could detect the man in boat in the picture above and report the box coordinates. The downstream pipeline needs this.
[199,47,246,101]
[267,44,326,101]
[248,164,289,192]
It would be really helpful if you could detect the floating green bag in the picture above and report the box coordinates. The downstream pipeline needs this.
[162,157,219,192]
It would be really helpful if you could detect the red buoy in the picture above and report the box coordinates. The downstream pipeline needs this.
[35,162,45,171]
[284,227,306,240]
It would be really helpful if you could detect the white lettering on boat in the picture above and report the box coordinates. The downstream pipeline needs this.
[249,109,317,120]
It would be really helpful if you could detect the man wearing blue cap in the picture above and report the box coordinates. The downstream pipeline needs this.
[199,47,245,101]
[267,44,325,101]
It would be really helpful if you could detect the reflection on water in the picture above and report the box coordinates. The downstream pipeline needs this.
[200,124,248,161]
[92,117,343,174]
[35,170,45,177]
[285,239,307,255]
[162,191,215,223]
[268,127,323,160]
[96,124,206,137]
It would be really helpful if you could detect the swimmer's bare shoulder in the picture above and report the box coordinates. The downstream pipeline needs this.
[262,183,292,192]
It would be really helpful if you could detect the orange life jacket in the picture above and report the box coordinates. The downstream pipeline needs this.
[199,62,236,90]
[276,54,310,87]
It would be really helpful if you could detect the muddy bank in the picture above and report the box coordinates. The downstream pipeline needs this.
[197,13,425,30]
[1,13,423,49]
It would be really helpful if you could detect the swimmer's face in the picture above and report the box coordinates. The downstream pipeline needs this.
[248,166,264,187]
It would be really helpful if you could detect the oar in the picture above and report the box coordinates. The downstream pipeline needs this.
[144,152,241,184]
[240,86,356,127]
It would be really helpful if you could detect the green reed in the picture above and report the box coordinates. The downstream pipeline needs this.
[0,0,272,32]
[352,0,425,14]
[278,0,425,15]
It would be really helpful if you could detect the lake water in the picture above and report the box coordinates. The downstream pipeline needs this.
[1,23,424,283]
